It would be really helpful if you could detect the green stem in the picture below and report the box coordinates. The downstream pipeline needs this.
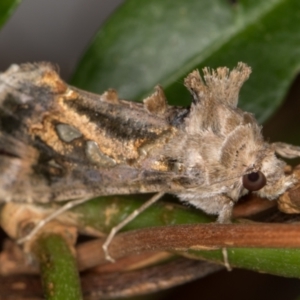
[188,248,300,278]
[33,233,82,300]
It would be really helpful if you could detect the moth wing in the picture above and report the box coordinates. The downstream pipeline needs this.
[0,133,52,203]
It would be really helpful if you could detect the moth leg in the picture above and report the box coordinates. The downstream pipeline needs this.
[216,199,234,224]
[222,248,232,271]
[17,197,92,245]
[103,192,165,263]
[273,142,300,159]
[218,199,234,271]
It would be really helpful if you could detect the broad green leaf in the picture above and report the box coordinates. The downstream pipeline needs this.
[72,0,300,123]
[0,0,21,29]
[70,196,212,233]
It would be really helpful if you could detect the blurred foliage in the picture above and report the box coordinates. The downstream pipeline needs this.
[72,0,300,123]
[0,0,21,29]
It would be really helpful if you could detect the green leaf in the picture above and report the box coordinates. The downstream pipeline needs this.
[72,0,300,123]
[0,0,21,29]
[70,195,212,233]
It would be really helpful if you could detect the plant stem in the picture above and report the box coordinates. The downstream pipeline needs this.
[33,233,82,300]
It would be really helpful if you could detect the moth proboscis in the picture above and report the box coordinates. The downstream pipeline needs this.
[0,62,300,261]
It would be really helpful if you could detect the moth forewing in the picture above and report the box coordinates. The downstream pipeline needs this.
[0,63,179,203]
[0,62,299,258]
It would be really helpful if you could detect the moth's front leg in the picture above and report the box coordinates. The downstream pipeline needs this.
[180,193,234,223]
[273,142,300,159]
[189,194,234,270]
[217,197,235,223]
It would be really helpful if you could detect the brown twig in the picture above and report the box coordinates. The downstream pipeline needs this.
[76,222,300,265]
[81,258,223,299]
[232,195,277,218]
[4,222,300,276]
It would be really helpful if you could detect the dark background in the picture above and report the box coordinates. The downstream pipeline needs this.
[1,1,300,299]
[0,0,124,80]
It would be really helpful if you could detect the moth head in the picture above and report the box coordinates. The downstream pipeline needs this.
[246,148,296,200]
[220,123,294,200]
[228,139,295,202]
[182,63,296,203]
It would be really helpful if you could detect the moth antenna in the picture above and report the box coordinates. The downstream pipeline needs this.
[272,142,300,159]
[203,62,251,107]
[143,85,167,116]
[102,192,165,262]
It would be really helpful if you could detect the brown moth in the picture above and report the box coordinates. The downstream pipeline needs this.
[0,62,300,259]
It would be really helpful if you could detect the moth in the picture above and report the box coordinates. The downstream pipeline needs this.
[0,62,300,260]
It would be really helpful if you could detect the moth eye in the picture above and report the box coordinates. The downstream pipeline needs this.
[242,171,266,191]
